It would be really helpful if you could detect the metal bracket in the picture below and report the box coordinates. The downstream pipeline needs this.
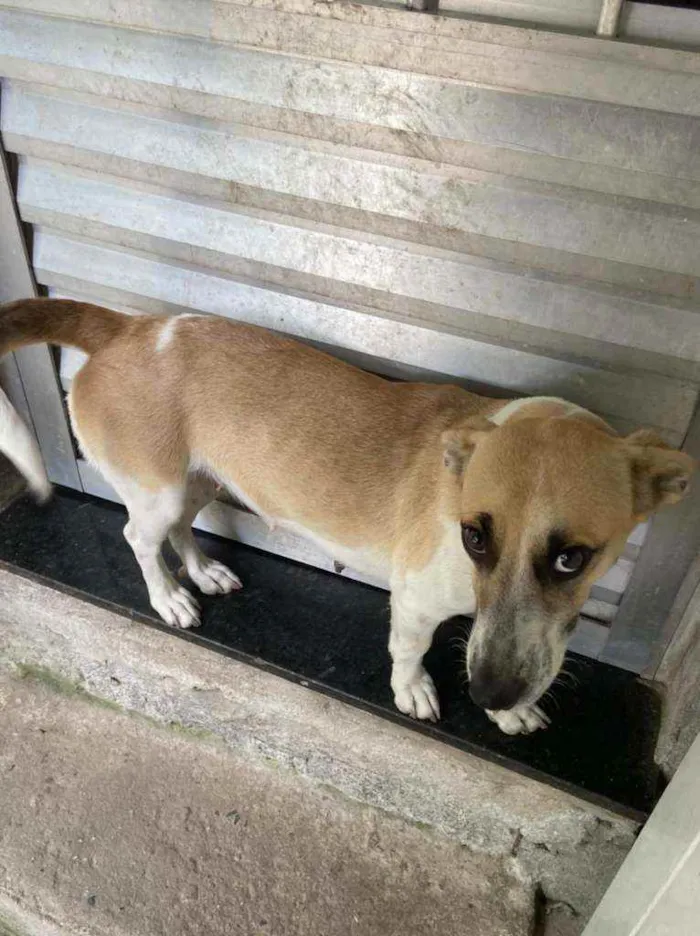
[597,0,625,37]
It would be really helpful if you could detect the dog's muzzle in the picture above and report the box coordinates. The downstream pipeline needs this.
[468,662,526,711]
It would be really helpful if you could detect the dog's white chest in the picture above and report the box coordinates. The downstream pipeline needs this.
[395,524,478,620]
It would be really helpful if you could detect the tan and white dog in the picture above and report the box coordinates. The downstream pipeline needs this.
[1,299,695,734]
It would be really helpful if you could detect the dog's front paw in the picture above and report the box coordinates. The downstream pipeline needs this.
[392,667,440,722]
[486,703,550,736]
[186,558,242,596]
[151,582,201,629]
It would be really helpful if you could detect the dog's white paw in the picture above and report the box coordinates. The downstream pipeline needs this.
[392,667,441,722]
[486,703,550,736]
[151,582,201,629]
[187,558,242,596]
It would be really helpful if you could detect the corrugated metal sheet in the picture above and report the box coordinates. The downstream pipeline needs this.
[439,0,700,47]
[440,1,700,48]
[1,0,699,655]
[439,0,603,31]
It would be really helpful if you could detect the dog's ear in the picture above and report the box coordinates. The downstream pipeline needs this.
[624,429,696,517]
[442,416,495,474]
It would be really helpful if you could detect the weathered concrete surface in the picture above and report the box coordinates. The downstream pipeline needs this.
[0,894,66,936]
[0,569,639,934]
[654,569,700,778]
[0,668,533,936]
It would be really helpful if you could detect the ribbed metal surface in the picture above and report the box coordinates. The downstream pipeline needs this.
[440,1,700,48]
[439,0,603,31]
[1,0,699,653]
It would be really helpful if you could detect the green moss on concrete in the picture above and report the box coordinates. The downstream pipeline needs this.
[15,662,80,696]
[15,662,123,713]
[13,662,223,748]
[0,910,29,936]
[314,780,442,839]
[10,662,440,841]
[166,720,218,742]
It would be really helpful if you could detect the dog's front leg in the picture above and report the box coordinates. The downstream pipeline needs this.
[389,590,441,722]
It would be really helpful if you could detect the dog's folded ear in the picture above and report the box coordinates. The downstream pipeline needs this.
[442,416,495,474]
[624,429,697,517]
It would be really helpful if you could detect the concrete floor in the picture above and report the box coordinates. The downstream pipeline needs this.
[0,667,533,936]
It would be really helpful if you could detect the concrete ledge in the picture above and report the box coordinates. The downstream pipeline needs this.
[0,566,638,932]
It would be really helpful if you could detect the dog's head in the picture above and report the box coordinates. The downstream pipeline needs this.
[442,400,695,713]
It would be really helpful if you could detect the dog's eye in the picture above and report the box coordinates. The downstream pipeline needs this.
[553,547,590,578]
[462,524,487,555]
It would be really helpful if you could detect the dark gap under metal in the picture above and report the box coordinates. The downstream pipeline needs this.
[0,487,660,820]
[635,1,700,9]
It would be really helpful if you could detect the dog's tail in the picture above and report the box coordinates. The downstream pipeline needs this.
[0,298,127,501]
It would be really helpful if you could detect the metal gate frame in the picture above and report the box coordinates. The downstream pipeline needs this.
[0,143,81,490]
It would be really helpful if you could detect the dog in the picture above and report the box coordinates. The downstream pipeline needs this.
[1,299,694,734]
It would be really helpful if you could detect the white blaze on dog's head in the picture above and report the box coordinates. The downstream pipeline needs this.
[441,399,696,714]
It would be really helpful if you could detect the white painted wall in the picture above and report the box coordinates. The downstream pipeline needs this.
[583,733,700,935]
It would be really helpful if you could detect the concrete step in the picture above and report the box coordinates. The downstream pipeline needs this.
[0,560,639,936]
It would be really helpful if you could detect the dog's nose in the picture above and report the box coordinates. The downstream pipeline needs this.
[469,667,526,711]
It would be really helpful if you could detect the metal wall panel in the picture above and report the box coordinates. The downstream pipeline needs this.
[1,0,699,667]
[439,1,700,49]
[623,3,700,48]
[439,0,602,31]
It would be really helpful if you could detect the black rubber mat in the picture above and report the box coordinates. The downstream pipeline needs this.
[0,488,661,820]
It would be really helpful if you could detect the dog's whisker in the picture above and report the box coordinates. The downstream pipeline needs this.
[557,674,580,690]
[552,676,575,695]
[558,666,580,684]
[449,635,470,653]
[560,666,581,685]
[563,656,592,676]
[542,689,560,713]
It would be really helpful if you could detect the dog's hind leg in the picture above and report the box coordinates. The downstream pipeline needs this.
[66,348,223,627]
[168,475,242,596]
[115,477,202,629]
